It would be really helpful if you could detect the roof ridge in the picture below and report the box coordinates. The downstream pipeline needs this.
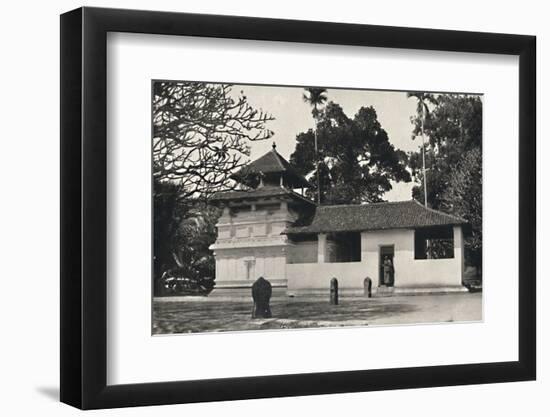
[211,186,316,205]
[271,149,287,170]
[368,199,416,206]
[319,200,416,209]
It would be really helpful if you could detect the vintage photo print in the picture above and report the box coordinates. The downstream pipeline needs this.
[152,81,482,334]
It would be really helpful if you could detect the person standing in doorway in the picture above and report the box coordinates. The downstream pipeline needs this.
[383,256,394,286]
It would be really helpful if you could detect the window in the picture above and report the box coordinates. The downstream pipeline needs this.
[414,226,454,259]
[327,232,361,263]
[287,234,317,264]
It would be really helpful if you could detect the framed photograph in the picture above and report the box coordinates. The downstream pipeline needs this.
[60,6,536,409]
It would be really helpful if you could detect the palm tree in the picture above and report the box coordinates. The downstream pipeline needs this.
[407,92,435,207]
[303,87,328,204]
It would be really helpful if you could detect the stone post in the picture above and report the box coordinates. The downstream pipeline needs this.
[330,277,338,305]
[363,277,372,298]
[251,277,272,318]
[454,225,464,283]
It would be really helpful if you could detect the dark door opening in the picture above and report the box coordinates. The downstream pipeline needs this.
[379,245,395,287]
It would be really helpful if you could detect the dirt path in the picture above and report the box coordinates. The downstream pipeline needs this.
[152,292,482,334]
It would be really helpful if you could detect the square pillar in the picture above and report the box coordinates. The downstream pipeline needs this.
[317,233,327,263]
[453,225,464,281]
[360,231,368,262]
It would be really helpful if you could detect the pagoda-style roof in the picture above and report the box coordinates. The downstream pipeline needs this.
[231,143,311,189]
[285,200,466,234]
[210,185,315,206]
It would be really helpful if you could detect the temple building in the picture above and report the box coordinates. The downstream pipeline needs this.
[210,143,467,295]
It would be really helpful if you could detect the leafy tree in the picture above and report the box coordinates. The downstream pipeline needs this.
[441,148,482,271]
[153,82,274,199]
[152,82,274,293]
[409,93,483,272]
[409,94,482,207]
[153,179,222,295]
[290,102,411,204]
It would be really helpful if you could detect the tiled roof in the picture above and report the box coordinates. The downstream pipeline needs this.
[210,185,315,205]
[285,200,466,234]
[241,148,289,174]
[231,147,311,188]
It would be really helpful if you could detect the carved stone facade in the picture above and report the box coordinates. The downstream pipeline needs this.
[210,199,300,288]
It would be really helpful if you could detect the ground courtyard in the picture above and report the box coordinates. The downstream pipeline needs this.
[152,292,482,334]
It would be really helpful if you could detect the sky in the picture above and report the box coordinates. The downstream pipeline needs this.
[232,84,422,201]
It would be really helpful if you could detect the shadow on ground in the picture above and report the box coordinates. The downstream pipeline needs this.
[35,386,59,401]
[153,297,421,334]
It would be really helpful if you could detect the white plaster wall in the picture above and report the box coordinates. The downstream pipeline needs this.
[214,247,288,282]
[270,221,287,236]
[361,228,463,287]
[287,261,367,290]
[253,223,267,236]
[217,226,231,239]
[211,201,298,284]
[287,228,463,289]
[287,241,317,264]
[255,256,265,277]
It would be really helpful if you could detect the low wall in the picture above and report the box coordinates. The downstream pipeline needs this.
[286,241,463,291]
[361,228,463,288]
[393,258,462,287]
[214,278,288,289]
[287,262,367,290]
[287,241,317,264]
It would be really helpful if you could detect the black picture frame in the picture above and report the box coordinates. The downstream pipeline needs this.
[60,6,536,410]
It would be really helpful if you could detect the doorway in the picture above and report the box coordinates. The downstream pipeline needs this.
[379,245,395,287]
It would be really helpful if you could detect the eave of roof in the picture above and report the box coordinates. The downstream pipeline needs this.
[285,199,467,234]
[210,186,316,206]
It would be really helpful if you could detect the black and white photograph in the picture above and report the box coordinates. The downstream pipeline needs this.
[152,81,483,334]
[1,0,543,413]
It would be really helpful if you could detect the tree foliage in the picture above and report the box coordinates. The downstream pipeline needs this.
[409,94,482,206]
[153,179,221,295]
[153,82,274,199]
[290,102,411,204]
[409,93,483,270]
[407,92,438,123]
[441,148,482,269]
[302,88,328,119]
[152,82,274,293]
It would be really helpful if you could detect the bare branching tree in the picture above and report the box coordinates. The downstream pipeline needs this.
[153,82,274,199]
